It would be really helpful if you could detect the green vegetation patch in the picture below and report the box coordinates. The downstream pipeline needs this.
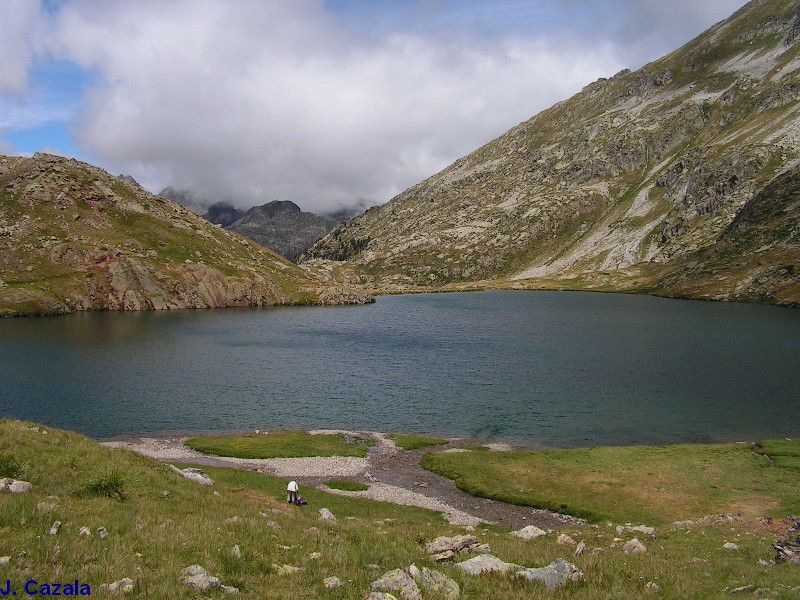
[185,430,370,458]
[0,452,26,478]
[757,438,800,458]
[325,480,370,492]
[82,468,127,501]
[4,419,800,599]
[388,433,450,451]
[421,441,800,524]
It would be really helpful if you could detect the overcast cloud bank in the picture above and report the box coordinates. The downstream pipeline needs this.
[1,0,746,213]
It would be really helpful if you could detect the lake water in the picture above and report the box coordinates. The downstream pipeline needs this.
[1,290,799,448]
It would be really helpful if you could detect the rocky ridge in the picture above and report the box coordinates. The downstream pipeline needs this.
[203,200,336,261]
[303,0,800,306]
[0,153,371,316]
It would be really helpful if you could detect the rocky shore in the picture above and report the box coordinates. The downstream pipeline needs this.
[102,430,581,530]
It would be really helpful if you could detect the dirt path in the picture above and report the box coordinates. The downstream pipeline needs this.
[102,431,582,530]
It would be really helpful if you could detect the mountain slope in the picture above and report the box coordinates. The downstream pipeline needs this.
[0,153,368,316]
[204,200,336,261]
[303,0,800,305]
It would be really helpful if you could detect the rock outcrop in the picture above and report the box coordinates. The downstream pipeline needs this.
[0,153,370,316]
[204,200,336,261]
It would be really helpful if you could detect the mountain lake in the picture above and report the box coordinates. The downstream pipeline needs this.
[1,290,799,447]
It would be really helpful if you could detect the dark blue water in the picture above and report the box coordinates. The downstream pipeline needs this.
[1,291,798,447]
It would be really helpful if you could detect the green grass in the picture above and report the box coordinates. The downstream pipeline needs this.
[185,431,370,459]
[0,452,26,478]
[388,433,449,451]
[325,480,370,492]
[82,468,127,501]
[3,419,800,599]
[421,441,800,525]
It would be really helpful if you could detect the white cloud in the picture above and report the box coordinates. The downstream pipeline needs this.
[8,0,748,213]
[0,0,43,93]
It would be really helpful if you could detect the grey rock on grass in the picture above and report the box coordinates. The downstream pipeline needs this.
[323,576,342,589]
[181,565,220,592]
[408,564,460,599]
[370,569,422,600]
[516,558,585,589]
[319,507,337,524]
[455,554,520,576]
[624,538,648,555]
[0,479,33,493]
[106,578,134,594]
[510,525,548,540]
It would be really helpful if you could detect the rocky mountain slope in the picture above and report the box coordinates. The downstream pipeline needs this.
[0,153,369,316]
[203,200,336,261]
[304,0,800,306]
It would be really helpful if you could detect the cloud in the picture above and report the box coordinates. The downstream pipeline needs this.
[0,0,43,93]
[16,0,748,213]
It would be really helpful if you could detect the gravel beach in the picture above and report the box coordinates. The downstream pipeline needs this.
[102,430,581,530]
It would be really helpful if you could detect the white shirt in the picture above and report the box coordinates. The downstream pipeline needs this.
[287,481,298,492]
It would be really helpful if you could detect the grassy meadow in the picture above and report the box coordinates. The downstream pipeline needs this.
[1,420,799,599]
[185,431,372,459]
[421,441,800,524]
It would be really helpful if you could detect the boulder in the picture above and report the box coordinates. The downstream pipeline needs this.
[575,541,586,556]
[430,550,455,562]
[773,519,800,564]
[107,578,134,594]
[616,524,656,538]
[323,576,341,590]
[510,525,548,540]
[408,564,460,599]
[220,585,239,594]
[97,527,109,539]
[723,542,740,552]
[517,558,585,589]
[455,554,520,576]
[5,480,33,494]
[0,557,9,567]
[48,521,61,536]
[365,594,398,600]
[319,508,337,524]
[624,538,648,555]
[273,564,302,575]
[78,526,92,537]
[425,535,481,555]
[181,565,220,592]
[169,465,214,485]
[370,569,421,600]
[645,581,661,592]
[36,502,58,514]
[557,533,576,546]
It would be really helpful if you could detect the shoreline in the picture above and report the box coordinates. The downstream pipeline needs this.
[101,429,579,530]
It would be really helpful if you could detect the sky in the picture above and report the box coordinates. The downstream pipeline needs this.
[1,0,747,215]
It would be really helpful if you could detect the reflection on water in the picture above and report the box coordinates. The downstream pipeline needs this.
[1,291,799,447]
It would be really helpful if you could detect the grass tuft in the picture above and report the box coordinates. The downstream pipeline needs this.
[0,453,25,478]
[82,468,127,501]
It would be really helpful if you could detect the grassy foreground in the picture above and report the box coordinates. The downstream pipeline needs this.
[185,431,371,459]
[2,420,800,599]
[421,441,800,525]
